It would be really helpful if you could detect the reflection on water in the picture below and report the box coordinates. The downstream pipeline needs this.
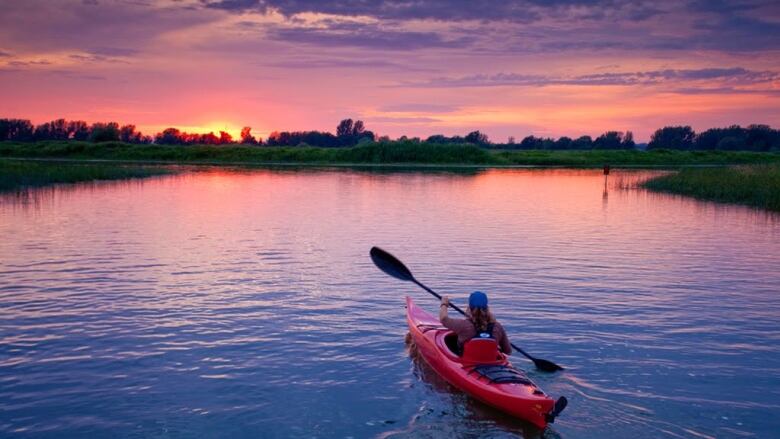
[1,168,779,438]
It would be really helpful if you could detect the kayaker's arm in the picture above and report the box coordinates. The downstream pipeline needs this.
[439,296,450,322]
[497,323,512,355]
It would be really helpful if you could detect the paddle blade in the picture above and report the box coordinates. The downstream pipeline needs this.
[370,247,415,282]
[534,358,564,372]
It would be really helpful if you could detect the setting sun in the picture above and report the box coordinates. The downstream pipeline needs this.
[198,122,242,140]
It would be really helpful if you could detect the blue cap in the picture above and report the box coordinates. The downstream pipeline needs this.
[469,291,488,309]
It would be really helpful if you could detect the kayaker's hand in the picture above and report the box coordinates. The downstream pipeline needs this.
[441,296,450,307]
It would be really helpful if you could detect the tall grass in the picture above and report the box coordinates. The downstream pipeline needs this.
[642,165,780,211]
[2,141,780,167]
[0,159,169,192]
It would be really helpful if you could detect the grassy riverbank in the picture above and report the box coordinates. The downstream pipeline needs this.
[643,165,780,211]
[0,159,169,192]
[2,141,780,167]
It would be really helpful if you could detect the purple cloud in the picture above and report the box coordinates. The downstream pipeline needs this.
[203,0,780,53]
[265,58,436,72]
[399,67,780,88]
[265,25,475,51]
[8,60,52,67]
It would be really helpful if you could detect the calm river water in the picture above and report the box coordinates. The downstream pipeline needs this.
[1,168,779,438]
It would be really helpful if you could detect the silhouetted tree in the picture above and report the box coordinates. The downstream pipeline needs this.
[571,135,593,149]
[201,132,219,145]
[622,131,635,149]
[465,130,489,145]
[219,131,233,144]
[89,122,120,142]
[717,136,743,150]
[648,126,696,150]
[36,119,70,141]
[119,124,145,143]
[745,124,776,151]
[694,126,743,150]
[593,131,628,149]
[0,119,9,141]
[155,128,183,145]
[336,119,354,138]
[519,136,539,149]
[67,120,90,141]
[335,118,374,146]
[353,120,365,135]
[554,136,572,150]
[240,126,258,144]
[520,136,557,149]
[267,130,340,147]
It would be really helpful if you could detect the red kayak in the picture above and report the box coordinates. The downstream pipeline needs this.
[405,296,560,429]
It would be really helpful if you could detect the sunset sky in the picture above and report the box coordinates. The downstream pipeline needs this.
[1,0,779,141]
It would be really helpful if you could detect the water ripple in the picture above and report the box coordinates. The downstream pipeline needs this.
[0,168,778,438]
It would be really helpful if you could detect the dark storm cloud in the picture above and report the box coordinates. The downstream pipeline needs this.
[400,68,780,88]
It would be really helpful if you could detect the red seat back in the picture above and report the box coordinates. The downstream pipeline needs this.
[462,338,501,364]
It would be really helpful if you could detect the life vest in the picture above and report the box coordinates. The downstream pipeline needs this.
[462,322,501,363]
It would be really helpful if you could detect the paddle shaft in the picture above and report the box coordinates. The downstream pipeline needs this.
[412,278,540,363]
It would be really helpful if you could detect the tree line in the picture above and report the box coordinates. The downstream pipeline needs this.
[1,117,778,151]
[498,131,635,150]
[0,118,376,148]
[647,125,779,151]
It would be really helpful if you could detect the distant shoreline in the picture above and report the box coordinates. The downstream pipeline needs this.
[3,144,779,212]
[0,156,758,170]
[2,141,779,168]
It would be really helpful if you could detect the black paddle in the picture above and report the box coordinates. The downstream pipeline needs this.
[370,246,564,372]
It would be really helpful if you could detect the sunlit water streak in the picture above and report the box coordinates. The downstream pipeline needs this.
[1,168,779,438]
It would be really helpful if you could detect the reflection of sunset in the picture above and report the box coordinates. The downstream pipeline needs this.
[2,168,780,437]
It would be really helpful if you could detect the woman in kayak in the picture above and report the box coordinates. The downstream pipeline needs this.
[439,291,512,356]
